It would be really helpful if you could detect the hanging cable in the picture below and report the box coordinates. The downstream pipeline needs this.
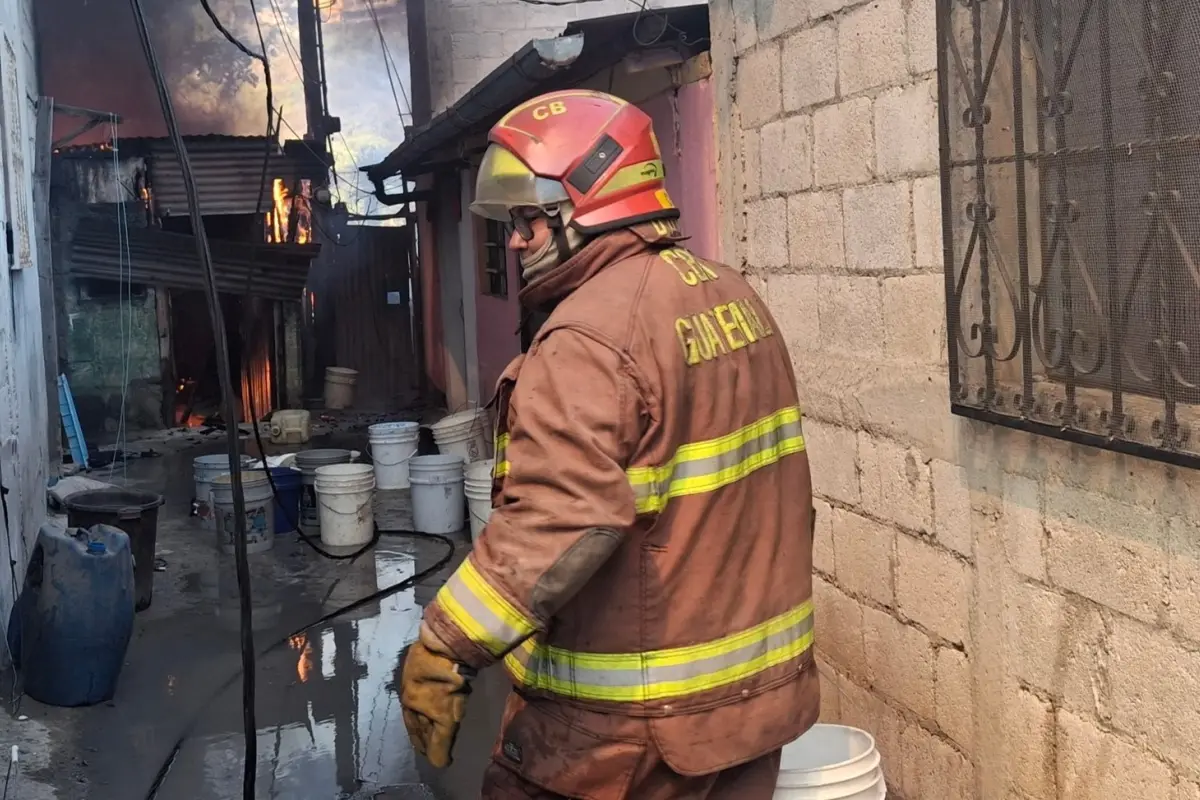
[126,2,258,797]
[364,0,411,121]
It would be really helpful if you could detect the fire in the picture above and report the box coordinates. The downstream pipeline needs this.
[266,178,313,245]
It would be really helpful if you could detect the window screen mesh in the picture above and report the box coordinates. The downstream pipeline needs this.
[940,0,1200,464]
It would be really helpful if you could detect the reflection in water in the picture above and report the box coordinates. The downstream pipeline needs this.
[187,539,426,798]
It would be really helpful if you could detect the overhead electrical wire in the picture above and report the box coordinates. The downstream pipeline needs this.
[127,1,259,798]
[363,0,411,121]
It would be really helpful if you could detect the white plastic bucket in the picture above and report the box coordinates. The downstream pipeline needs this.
[193,454,251,530]
[295,448,353,535]
[324,367,359,409]
[464,459,495,542]
[430,409,490,463]
[409,455,466,534]
[314,463,376,549]
[211,470,276,555]
[369,421,421,490]
[774,725,886,800]
[270,409,312,445]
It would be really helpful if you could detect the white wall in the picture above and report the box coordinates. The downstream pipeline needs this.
[426,0,703,114]
[0,0,48,641]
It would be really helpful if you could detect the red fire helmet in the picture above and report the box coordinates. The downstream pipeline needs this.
[470,89,678,234]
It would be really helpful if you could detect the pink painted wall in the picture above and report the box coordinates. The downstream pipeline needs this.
[639,76,720,261]
[475,244,522,400]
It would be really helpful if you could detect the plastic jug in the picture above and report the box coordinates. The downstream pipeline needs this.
[8,524,135,707]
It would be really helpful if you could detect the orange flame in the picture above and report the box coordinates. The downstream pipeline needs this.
[266,178,313,245]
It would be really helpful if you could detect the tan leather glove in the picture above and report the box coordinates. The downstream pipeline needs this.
[399,623,475,768]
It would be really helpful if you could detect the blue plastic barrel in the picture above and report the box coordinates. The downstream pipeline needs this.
[10,524,135,707]
[270,467,303,533]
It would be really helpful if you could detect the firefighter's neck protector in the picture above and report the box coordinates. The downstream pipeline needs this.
[519,203,587,282]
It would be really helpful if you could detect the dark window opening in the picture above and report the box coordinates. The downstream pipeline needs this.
[479,218,509,298]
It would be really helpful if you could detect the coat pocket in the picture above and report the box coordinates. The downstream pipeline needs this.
[490,695,647,800]
[489,354,525,500]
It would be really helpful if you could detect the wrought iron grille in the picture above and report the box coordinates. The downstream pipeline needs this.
[938,0,1200,467]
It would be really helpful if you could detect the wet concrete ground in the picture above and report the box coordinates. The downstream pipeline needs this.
[7,431,509,799]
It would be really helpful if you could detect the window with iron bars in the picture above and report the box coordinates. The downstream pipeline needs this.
[938,0,1200,468]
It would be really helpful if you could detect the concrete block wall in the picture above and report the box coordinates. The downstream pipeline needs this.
[709,0,1200,797]
[426,0,699,114]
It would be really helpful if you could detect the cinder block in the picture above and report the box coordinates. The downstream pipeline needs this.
[838,675,907,789]
[817,275,885,358]
[1006,580,1105,714]
[766,273,821,354]
[843,181,913,273]
[804,418,860,505]
[788,190,844,270]
[746,197,789,269]
[896,533,971,645]
[862,605,935,717]
[743,126,762,199]
[817,659,841,723]
[1167,516,1200,644]
[853,365,957,463]
[833,507,895,607]
[1010,687,1056,799]
[739,44,782,128]
[732,0,759,54]
[757,0,809,41]
[874,80,939,177]
[810,0,861,18]
[813,576,868,675]
[1110,614,1200,775]
[783,22,838,112]
[859,432,933,533]
[899,722,975,800]
[1045,485,1167,625]
[760,115,813,194]
[1002,473,1047,580]
[883,275,946,365]
[931,459,972,558]
[1057,708,1174,800]
[1176,780,1200,800]
[813,97,875,186]
[935,647,974,752]
[813,498,836,575]
[913,174,945,270]
[907,0,937,75]
[838,0,908,95]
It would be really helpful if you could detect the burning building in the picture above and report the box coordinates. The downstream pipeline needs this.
[50,134,325,437]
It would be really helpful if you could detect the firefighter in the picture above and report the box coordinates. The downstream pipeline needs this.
[400,89,817,799]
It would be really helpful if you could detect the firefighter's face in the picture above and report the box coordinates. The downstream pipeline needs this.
[507,208,552,254]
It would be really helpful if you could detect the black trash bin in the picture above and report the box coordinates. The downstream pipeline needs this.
[65,489,165,612]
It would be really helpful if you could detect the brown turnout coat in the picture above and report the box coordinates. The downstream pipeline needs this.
[424,222,818,776]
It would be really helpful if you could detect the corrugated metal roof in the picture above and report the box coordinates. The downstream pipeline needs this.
[365,4,711,185]
[69,218,320,301]
[54,135,326,217]
[144,137,302,217]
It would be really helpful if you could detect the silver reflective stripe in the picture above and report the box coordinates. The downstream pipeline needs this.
[441,569,529,653]
[509,612,813,694]
[632,418,804,502]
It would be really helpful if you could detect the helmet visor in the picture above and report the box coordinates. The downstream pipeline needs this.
[470,144,569,220]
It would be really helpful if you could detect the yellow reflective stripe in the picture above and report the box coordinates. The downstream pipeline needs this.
[627,407,805,514]
[434,559,537,655]
[503,600,814,702]
[494,433,511,478]
[594,159,665,198]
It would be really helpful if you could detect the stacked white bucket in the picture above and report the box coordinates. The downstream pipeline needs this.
[774,724,886,800]
[368,422,421,490]
[464,460,495,541]
[408,408,494,538]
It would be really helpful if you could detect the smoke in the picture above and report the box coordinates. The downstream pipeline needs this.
[43,0,410,211]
